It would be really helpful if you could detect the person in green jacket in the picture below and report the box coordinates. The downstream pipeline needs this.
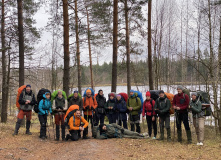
[127,90,141,133]
[154,90,171,141]
[189,92,204,146]
[93,123,145,139]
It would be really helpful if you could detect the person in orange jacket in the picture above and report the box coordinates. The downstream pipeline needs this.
[82,89,98,139]
[65,110,89,141]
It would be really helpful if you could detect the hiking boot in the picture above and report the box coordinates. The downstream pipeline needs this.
[26,131,32,135]
[83,136,89,139]
[152,137,156,140]
[167,128,171,142]
[177,129,182,143]
[55,138,59,141]
[13,132,18,136]
[41,136,46,140]
[186,130,192,144]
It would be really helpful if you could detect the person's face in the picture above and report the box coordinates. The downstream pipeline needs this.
[159,93,164,98]
[102,125,107,130]
[58,93,62,98]
[87,92,91,97]
[76,111,81,118]
[192,95,197,101]
[146,96,150,100]
[46,94,50,99]
[26,87,31,93]
[177,89,183,94]
[74,93,78,98]
[99,91,103,96]
[110,96,114,100]
[117,96,121,101]
[130,92,134,96]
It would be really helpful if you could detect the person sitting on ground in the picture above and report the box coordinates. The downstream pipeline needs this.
[13,84,36,136]
[66,110,89,141]
[38,92,52,140]
[142,91,157,139]
[94,123,146,139]
[52,91,68,141]
[189,92,204,146]
[68,91,83,111]
[154,90,171,141]
[115,94,128,129]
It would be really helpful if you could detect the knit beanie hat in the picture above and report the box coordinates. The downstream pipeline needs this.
[146,91,151,97]
[177,85,184,90]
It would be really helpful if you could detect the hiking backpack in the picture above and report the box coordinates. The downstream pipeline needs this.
[196,91,211,116]
[165,92,175,115]
[150,90,160,101]
[34,88,51,113]
[16,85,27,109]
[133,91,144,114]
[119,93,128,103]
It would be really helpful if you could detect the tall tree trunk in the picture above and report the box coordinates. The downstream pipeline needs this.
[148,0,154,90]
[17,0,24,87]
[124,0,131,95]
[63,0,70,96]
[1,0,7,122]
[75,0,81,94]
[85,5,94,90]
[218,15,221,137]
[111,0,118,92]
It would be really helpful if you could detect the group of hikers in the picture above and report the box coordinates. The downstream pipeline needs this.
[13,84,211,146]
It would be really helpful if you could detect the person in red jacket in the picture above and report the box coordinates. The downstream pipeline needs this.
[173,86,192,144]
[142,91,157,139]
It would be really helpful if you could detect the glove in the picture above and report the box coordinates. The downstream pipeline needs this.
[91,107,95,111]
[85,106,89,110]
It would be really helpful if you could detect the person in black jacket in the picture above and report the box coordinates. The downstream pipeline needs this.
[13,85,36,136]
[95,90,106,126]
[154,90,171,141]
[115,95,128,129]
[68,91,83,112]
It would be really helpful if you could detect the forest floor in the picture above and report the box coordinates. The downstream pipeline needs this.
[0,115,221,160]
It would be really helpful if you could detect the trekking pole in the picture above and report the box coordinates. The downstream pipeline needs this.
[51,115,55,140]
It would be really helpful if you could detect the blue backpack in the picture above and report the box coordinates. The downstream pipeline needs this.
[133,91,144,114]
[83,88,95,97]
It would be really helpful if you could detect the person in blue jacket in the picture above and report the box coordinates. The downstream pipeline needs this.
[115,95,128,129]
[38,92,52,140]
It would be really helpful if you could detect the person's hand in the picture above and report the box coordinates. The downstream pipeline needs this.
[173,106,177,109]
[110,107,113,109]
[86,106,89,110]
[26,100,31,103]
[142,117,145,120]
[129,107,133,111]
[25,101,29,104]
[176,107,180,110]
[152,116,155,121]
[91,107,94,111]
[108,107,111,109]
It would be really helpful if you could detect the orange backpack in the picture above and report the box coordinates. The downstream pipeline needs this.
[16,85,26,109]
[165,92,175,114]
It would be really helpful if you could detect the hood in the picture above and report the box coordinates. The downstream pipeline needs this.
[43,92,50,100]
[130,92,138,98]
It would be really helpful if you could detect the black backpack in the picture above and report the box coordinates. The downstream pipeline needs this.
[34,88,51,113]
[150,90,160,101]
[197,91,212,116]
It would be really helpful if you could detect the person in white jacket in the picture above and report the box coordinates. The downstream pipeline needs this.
[52,91,68,141]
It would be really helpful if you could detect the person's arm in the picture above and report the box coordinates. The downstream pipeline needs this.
[81,117,89,128]
[68,117,80,130]
[83,98,87,110]
[93,98,98,109]
[18,92,26,105]
[142,102,145,117]
[96,129,107,139]
[104,101,109,110]
[191,101,202,113]
[132,98,141,111]
[120,101,127,113]
[154,100,159,110]
[49,102,53,114]
[179,94,190,110]
[172,95,176,107]
[111,123,123,130]
[38,100,45,115]
[30,94,36,105]
[161,99,171,113]
[52,100,56,110]
[80,99,83,110]
[64,100,68,110]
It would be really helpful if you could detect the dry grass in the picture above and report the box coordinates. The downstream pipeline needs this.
[0,115,220,160]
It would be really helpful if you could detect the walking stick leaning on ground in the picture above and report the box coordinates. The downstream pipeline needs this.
[51,115,55,140]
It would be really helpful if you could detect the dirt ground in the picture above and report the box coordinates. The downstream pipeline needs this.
[0,116,221,160]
